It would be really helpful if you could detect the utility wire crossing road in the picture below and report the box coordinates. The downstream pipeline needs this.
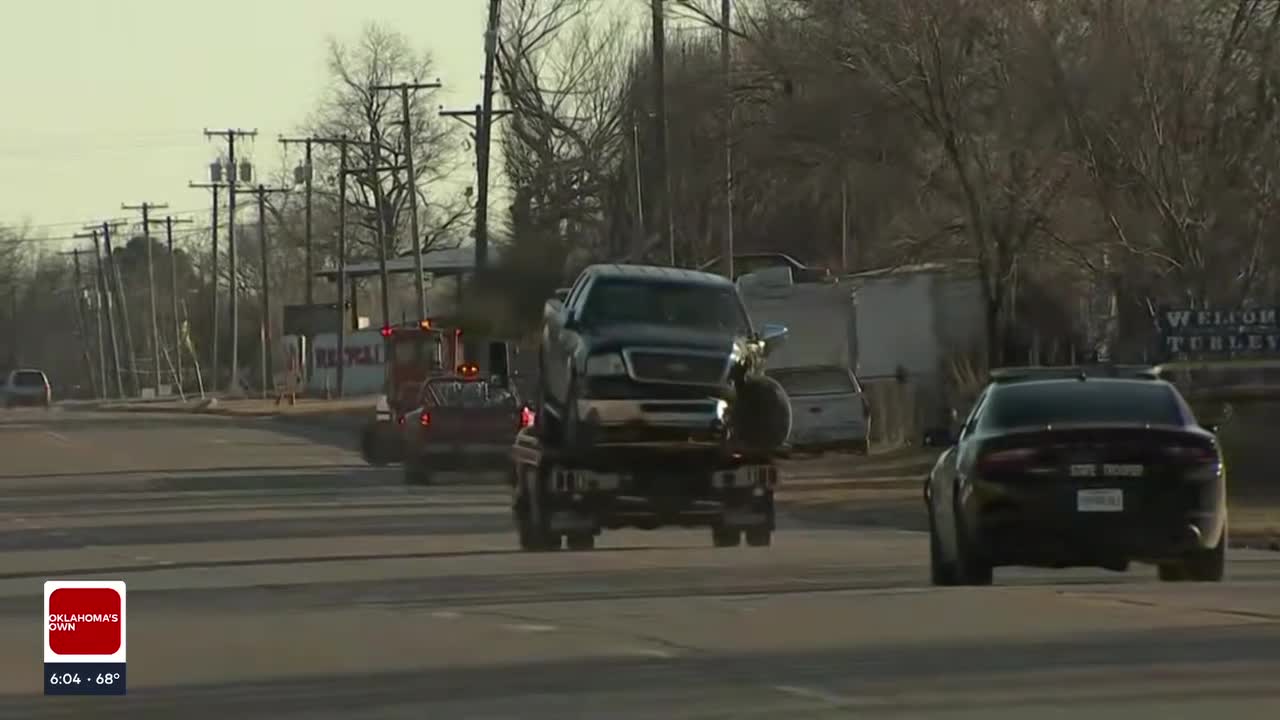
[0,408,1278,719]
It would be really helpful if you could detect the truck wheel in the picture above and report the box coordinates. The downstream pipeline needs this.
[566,532,596,551]
[745,527,772,547]
[712,527,741,548]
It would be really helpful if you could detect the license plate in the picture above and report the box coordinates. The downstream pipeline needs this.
[1077,488,1123,512]
[1102,463,1144,477]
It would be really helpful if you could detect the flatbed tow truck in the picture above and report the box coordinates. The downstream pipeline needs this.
[508,429,780,550]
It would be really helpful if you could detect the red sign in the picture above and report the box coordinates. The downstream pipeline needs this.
[47,587,122,656]
[313,343,385,369]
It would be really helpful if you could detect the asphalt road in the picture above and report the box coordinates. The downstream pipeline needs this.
[1,407,1279,719]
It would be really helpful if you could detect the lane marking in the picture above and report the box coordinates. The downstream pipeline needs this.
[772,684,860,707]
[502,623,557,633]
[430,611,462,620]
[44,431,71,443]
[620,648,675,659]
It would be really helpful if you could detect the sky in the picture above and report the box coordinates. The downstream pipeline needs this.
[0,0,493,237]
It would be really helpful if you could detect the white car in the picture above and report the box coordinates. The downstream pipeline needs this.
[768,365,870,453]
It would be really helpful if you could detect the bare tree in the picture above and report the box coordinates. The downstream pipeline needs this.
[308,23,470,261]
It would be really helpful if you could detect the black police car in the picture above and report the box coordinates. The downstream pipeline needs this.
[923,366,1227,585]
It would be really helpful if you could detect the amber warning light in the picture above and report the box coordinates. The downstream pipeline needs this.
[457,363,480,378]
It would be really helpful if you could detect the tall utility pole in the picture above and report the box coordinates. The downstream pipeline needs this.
[98,221,138,396]
[235,184,289,398]
[370,79,443,322]
[652,0,675,266]
[278,137,315,306]
[204,128,258,395]
[440,105,514,272]
[189,181,222,392]
[477,0,503,273]
[720,0,734,280]
[61,249,99,399]
[122,202,168,396]
[147,215,194,391]
[336,142,350,397]
[75,229,120,398]
[304,136,370,397]
[348,142,409,330]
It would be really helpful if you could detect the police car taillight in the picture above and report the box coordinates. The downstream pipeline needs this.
[419,412,432,428]
[977,447,1037,473]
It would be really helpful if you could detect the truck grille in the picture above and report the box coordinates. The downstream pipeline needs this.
[625,351,728,386]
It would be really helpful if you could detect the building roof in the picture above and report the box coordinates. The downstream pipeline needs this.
[314,245,494,281]
[585,263,735,287]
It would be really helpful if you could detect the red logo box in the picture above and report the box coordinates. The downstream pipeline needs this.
[47,587,122,656]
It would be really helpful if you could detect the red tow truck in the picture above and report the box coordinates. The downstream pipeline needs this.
[359,318,514,466]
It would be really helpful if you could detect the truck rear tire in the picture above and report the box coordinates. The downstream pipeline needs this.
[712,527,742,547]
[566,532,596,551]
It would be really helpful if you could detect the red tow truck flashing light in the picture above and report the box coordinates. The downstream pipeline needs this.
[520,406,535,429]
[380,325,394,338]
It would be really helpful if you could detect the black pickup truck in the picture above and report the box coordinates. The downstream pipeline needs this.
[535,263,791,458]
[514,264,793,550]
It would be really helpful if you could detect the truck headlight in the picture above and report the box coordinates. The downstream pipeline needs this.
[584,352,627,376]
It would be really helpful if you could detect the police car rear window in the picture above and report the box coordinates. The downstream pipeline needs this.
[980,381,1187,429]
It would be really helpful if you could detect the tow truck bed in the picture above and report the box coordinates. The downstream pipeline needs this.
[508,428,779,551]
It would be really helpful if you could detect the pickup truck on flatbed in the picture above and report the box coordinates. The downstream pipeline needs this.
[511,263,792,550]
[535,263,791,457]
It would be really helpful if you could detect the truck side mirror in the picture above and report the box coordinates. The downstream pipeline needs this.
[759,323,789,356]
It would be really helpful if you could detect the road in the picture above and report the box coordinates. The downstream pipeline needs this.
[1,407,1279,719]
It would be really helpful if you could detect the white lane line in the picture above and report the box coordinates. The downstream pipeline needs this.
[44,431,71,443]
[772,684,860,708]
[502,623,557,633]
[430,611,462,620]
[620,648,675,659]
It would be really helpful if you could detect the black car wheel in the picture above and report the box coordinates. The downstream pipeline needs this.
[928,506,958,586]
[1160,521,1226,583]
[952,494,994,586]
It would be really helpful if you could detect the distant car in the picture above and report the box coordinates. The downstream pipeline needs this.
[401,368,534,485]
[923,367,1228,586]
[4,369,51,408]
[768,365,870,454]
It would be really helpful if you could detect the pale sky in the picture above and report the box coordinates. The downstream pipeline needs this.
[0,0,494,236]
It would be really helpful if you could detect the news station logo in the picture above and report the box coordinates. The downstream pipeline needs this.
[43,580,127,696]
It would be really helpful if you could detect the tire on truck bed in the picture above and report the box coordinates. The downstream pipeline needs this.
[732,375,792,453]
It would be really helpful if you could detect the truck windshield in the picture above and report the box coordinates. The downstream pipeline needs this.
[581,278,750,334]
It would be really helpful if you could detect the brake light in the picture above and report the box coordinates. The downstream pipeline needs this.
[1163,445,1217,464]
[519,406,535,428]
[419,412,431,428]
[978,447,1037,473]
[381,326,394,338]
